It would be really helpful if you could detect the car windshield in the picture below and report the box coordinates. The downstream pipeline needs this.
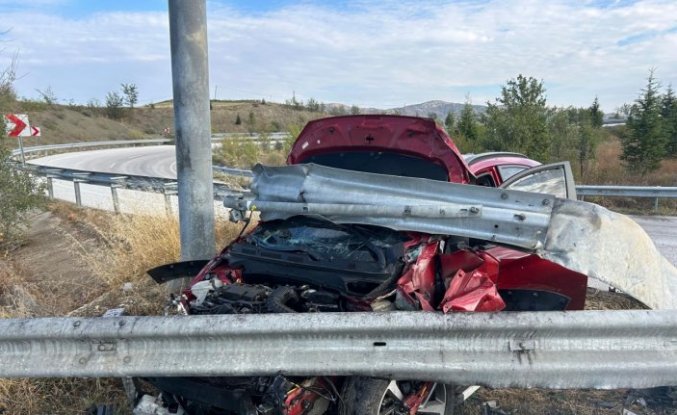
[245,217,405,261]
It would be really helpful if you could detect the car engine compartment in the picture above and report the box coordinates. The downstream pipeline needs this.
[142,214,584,414]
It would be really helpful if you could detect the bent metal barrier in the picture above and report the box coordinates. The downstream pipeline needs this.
[0,310,675,388]
[9,140,677,214]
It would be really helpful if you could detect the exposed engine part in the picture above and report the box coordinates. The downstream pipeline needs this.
[299,288,341,312]
[266,286,299,313]
[189,283,344,315]
[133,394,185,415]
[191,283,271,315]
[226,216,407,297]
[190,278,224,307]
[370,290,397,312]
[257,374,292,413]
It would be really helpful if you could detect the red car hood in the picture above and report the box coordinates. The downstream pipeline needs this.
[287,115,471,183]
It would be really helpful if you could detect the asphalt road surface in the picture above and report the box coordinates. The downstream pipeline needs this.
[631,215,677,266]
[29,146,177,179]
[30,147,676,265]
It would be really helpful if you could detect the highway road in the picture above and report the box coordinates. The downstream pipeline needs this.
[631,215,677,266]
[29,147,676,266]
[29,146,177,179]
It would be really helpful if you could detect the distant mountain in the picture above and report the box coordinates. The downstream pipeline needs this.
[383,100,487,119]
[325,100,487,119]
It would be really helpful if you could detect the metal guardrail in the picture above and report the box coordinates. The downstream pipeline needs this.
[577,185,677,197]
[11,138,172,158]
[9,139,677,215]
[577,185,677,210]
[13,134,287,159]
[1,310,675,388]
[213,131,288,141]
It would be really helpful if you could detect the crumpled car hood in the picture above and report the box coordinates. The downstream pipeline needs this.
[225,163,677,310]
[287,115,471,183]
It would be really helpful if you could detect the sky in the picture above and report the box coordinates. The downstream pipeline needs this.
[0,0,676,112]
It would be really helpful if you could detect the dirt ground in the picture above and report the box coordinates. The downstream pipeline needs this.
[0,207,675,414]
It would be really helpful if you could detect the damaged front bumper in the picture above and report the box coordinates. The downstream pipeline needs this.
[224,164,677,309]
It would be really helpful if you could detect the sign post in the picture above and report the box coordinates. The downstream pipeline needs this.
[3,114,40,166]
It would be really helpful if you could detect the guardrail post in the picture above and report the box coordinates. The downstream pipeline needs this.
[110,176,127,214]
[169,0,216,290]
[44,169,62,200]
[72,173,90,207]
[163,182,178,216]
[654,197,659,212]
[46,176,55,199]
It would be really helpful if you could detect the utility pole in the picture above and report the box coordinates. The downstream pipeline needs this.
[168,0,215,290]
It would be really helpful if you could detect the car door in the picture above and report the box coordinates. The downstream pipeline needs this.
[499,161,577,200]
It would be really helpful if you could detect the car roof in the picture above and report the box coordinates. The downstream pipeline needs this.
[463,152,541,176]
[464,152,532,165]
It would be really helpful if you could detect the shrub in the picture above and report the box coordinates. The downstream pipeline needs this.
[0,145,45,249]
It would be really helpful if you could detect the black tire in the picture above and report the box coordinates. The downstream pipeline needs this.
[339,377,455,415]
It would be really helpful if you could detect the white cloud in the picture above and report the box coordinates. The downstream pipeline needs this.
[1,0,676,111]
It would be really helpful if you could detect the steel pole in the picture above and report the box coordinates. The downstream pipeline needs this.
[168,0,215,289]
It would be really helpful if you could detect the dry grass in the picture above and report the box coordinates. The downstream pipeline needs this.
[582,136,677,214]
[462,387,677,415]
[18,101,326,147]
[584,288,649,310]
[0,378,129,415]
[213,137,289,169]
[585,137,677,186]
[48,203,242,316]
[0,203,243,414]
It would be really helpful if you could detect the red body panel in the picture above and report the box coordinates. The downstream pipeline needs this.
[467,154,540,187]
[487,246,588,310]
[288,115,471,183]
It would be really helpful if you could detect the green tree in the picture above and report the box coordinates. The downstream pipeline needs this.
[589,96,604,128]
[285,93,303,111]
[575,111,602,178]
[548,107,603,178]
[121,83,138,109]
[444,111,455,134]
[246,111,256,134]
[35,86,58,106]
[484,75,550,161]
[350,105,360,115]
[547,108,579,163]
[621,70,667,174]
[105,91,124,120]
[235,113,242,125]
[1,62,44,248]
[213,136,259,168]
[306,97,320,112]
[661,84,677,157]
[457,101,480,143]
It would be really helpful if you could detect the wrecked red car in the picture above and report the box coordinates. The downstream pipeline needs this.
[144,115,587,415]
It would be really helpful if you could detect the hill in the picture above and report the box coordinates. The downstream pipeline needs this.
[8,100,328,146]
[326,100,487,119]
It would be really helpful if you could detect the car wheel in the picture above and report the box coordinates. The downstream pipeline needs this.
[339,377,454,415]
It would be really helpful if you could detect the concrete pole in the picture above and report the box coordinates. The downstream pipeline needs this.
[168,0,216,281]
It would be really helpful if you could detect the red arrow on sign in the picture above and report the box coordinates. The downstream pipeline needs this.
[5,114,27,137]
[31,126,41,136]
